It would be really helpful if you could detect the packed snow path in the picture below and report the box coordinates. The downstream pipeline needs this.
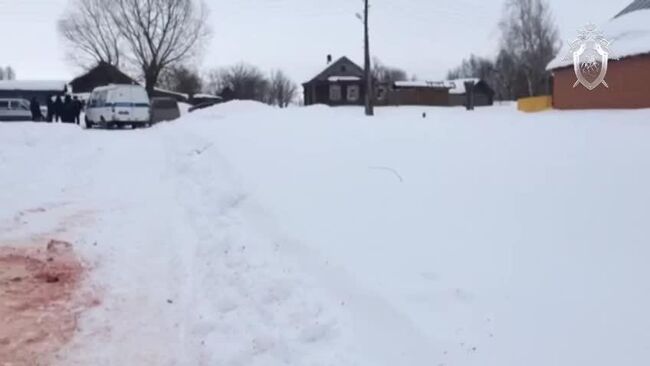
[1,102,650,365]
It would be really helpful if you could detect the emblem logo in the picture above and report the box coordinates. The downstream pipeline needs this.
[563,23,617,91]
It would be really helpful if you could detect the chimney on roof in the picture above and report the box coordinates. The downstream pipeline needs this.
[327,54,332,64]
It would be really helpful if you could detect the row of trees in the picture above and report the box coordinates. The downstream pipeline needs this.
[0,66,16,80]
[448,0,560,100]
[204,64,297,108]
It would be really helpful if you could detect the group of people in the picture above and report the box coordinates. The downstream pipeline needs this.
[29,95,84,124]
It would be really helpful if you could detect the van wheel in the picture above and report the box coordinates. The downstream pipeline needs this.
[85,117,94,129]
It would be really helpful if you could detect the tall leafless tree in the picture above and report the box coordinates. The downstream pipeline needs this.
[109,0,210,95]
[268,70,298,108]
[499,0,560,97]
[58,0,122,68]
[158,65,203,97]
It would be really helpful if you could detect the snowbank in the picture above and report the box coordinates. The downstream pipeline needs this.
[2,104,650,366]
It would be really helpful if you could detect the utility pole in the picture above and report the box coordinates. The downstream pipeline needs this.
[363,0,374,116]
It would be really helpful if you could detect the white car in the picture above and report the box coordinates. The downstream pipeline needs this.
[85,85,151,129]
[0,98,32,121]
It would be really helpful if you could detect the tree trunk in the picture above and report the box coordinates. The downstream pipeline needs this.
[144,67,159,97]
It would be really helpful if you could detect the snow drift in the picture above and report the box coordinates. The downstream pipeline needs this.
[1,102,650,366]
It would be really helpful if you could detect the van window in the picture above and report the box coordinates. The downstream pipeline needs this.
[10,101,28,110]
[0,101,9,109]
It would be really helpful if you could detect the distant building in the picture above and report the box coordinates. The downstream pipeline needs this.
[303,56,495,108]
[376,79,494,107]
[302,56,366,106]
[376,81,450,106]
[547,0,650,109]
[70,62,137,95]
[446,79,495,107]
[0,80,68,105]
[70,62,197,103]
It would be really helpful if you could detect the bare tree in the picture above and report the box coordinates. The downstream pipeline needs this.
[499,0,560,96]
[372,58,408,83]
[159,65,203,97]
[208,63,269,102]
[58,0,122,68]
[0,66,16,80]
[109,0,210,95]
[268,70,297,108]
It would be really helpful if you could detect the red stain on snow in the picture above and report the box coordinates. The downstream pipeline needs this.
[0,239,97,365]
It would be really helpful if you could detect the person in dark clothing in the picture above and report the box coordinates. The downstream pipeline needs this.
[62,95,75,123]
[72,96,83,125]
[46,95,54,122]
[53,96,63,122]
[29,97,42,122]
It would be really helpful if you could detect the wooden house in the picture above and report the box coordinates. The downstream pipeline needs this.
[302,56,366,106]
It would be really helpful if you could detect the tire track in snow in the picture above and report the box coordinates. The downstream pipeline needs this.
[160,124,356,365]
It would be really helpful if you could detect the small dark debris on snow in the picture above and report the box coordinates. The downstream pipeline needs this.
[167,299,174,304]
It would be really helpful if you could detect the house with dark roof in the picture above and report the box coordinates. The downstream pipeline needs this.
[70,62,192,103]
[70,62,138,95]
[302,56,366,106]
[547,0,650,109]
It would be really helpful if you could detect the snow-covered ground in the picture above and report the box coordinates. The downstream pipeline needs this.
[1,102,649,366]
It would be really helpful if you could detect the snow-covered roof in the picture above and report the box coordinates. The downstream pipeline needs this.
[192,93,222,100]
[393,78,481,94]
[328,76,361,82]
[394,80,448,89]
[0,80,68,91]
[153,87,189,99]
[547,8,650,70]
[445,78,480,94]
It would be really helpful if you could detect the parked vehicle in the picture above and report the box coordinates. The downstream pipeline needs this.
[0,98,32,121]
[150,97,180,123]
[85,85,151,129]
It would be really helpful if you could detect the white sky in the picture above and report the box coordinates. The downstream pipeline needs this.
[0,0,631,83]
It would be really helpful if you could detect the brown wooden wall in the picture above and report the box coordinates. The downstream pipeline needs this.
[381,87,449,106]
[552,54,650,109]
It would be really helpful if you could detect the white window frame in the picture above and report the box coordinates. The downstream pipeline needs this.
[329,85,342,101]
[347,85,360,102]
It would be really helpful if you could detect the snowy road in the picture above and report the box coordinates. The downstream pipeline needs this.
[2,102,650,365]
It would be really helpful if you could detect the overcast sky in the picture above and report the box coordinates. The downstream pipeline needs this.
[0,0,631,83]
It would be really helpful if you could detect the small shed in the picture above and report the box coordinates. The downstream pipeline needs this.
[0,80,68,105]
[70,62,137,94]
[446,79,495,107]
[303,56,366,106]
